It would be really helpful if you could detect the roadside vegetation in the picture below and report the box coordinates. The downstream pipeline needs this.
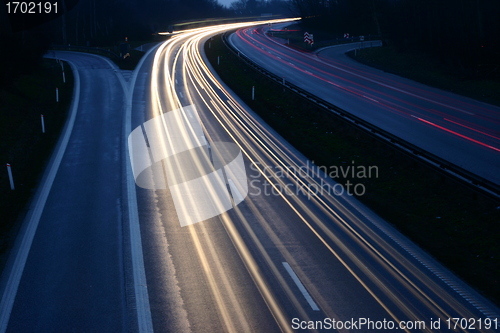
[292,0,500,84]
[205,33,500,305]
[0,59,73,269]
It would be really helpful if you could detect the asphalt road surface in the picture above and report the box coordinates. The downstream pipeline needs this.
[0,21,499,333]
[0,51,130,332]
[229,25,500,186]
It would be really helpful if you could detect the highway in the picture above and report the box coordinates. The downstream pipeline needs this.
[0,51,129,332]
[129,20,500,332]
[229,25,500,186]
[0,20,499,332]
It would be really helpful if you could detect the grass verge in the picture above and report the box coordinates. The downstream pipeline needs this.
[0,59,73,269]
[348,46,500,107]
[205,33,500,305]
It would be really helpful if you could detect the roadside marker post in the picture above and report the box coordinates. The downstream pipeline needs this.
[56,88,59,102]
[41,115,45,133]
[6,164,14,190]
[252,86,255,100]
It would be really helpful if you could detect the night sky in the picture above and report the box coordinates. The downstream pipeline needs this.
[218,0,233,8]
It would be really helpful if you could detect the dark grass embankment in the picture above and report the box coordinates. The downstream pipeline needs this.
[0,59,73,269]
[348,46,500,108]
[205,34,500,305]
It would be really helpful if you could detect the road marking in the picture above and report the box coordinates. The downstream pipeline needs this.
[282,262,320,311]
[0,57,81,332]
[363,95,379,103]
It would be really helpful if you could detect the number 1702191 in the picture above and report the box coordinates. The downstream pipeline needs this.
[5,2,58,14]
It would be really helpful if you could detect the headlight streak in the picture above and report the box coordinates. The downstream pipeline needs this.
[189,46,478,330]
[186,22,299,333]
[177,23,416,330]
[216,94,471,326]
[150,19,300,333]
[148,18,491,333]
[182,38,417,332]
[184,25,489,332]
[218,31,495,326]
[204,59,479,331]
[153,32,240,332]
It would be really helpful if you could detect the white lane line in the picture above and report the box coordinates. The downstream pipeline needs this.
[0,58,81,333]
[363,95,379,103]
[282,262,320,311]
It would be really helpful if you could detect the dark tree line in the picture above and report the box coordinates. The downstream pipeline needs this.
[0,0,292,88]
[51,0,230,45]
[229,0,292,16]
[0,0,231,86]
[290,0,383,35]
[292,0,500,75]
[1,0,231,52]
[0,7,52,87]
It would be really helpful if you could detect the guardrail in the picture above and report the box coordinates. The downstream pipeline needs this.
[221,31,500,201]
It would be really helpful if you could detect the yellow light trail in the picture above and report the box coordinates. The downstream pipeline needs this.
[146,18,493,333]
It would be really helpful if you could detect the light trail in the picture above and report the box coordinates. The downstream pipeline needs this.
[144,19,499,332]
[235,26,500,154]
[150,18,299,333]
